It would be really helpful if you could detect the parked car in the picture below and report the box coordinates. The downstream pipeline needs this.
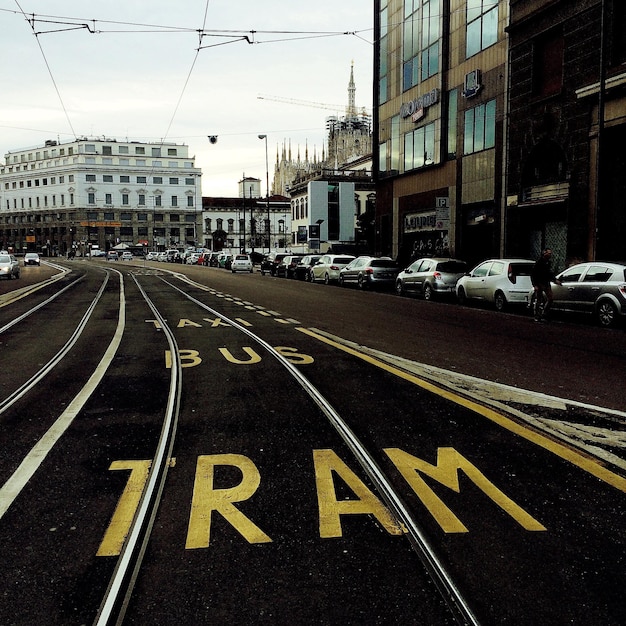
[260,252,289,276]
[339,256,399,290]
[277,255,303,278]
[0,253,20,279]
[543,261,626,327]
[231,253,254,273]
[217,252,233,269]
[396,257,468,299]
[120,251,134,261]
[106,251,119,261]
[311,254,355,284]
[456,258,534,310]
[23,252,41,266]
[185,253,201,265]
[91,249,106,258]
[295,255,322,281]
[165,249,181,263]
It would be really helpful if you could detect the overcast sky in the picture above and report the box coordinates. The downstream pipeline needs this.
[0,1,373,197]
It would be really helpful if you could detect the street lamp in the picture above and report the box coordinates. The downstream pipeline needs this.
[258,134,270,252]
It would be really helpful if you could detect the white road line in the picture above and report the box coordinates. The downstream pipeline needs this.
[0,272,126,519]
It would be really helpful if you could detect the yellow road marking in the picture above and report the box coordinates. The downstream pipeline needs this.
[297,327,626,493]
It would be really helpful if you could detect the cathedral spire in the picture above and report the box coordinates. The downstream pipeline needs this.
[347,60,356,117]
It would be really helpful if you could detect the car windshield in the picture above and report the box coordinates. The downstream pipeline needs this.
[370,259,397,268]
[335,257,354,264]
[437,261,467,272]
[0,255,10,263]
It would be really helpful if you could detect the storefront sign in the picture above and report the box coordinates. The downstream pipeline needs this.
[403,211,437,233]
[400,89,439,121]
[462,69,482,98]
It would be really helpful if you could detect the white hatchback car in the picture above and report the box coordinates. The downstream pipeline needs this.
[456,258,535,311]
[311,254,355,284]
[230,254,253,273]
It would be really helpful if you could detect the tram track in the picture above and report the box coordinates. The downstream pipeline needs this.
[2,264,622,624]
[111,272,479,626]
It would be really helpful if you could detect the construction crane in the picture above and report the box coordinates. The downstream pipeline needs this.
[257,94,371,117]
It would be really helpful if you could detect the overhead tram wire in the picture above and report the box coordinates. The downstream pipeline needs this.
[13,0,78,141]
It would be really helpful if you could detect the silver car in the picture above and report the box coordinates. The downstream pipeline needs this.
[0,254,20,279]
[311,254,355,284]
[456,258,534,311]
[396,257,467,299]
[339,256,399,289]
[549,261,626,327]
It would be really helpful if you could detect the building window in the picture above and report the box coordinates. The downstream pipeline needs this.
[135,146,145,155]
[168,148,177,156]
[122,194,129,205]
[103,146,112,156]
[187,196,194,207]
[138,194,146,206]
[227,219,234,233]
[88,193,96,204]
[170,214,180,222]
[404,122,436,171]
[87,211,98,220]
[533,32,564,98]
[463,99,496,154]
[120,175,130,183]
[152,148,161,157]
[171,196,178,207]
[86,174,96,182]
[137,176,147,183]
[120,212,132,221]
[120,227,133,237]
[119,146,129,154]
[185,178,195,185]
[447,89,458,159]
[138,213,148,221]
[103,175,113,182]
[153,177,163,184]
[104,211,114,220]
[155,195,162,206]
[105,193,112,205]
[154,213,164,222]
[169,177,179,185]
[403,0,440,90]
[466,0,498,58]
[379,2,389,103]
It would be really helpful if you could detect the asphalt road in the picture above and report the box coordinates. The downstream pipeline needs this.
[0,259,624,625]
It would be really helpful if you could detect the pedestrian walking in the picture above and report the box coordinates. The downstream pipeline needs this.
[530,248,561,321]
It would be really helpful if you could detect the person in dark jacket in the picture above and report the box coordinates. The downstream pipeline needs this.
[531,248,561,321]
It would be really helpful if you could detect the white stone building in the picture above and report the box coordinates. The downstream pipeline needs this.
[0,138,202,255]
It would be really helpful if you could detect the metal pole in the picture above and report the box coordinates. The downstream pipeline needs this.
[259,134,270,252]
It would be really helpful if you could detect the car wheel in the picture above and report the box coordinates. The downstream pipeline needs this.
[457,286,467,305]
[596,300,618,327]
[324,273,330,285]
[494,291,507,312]
[357,274,366,289]
[395,280,405,296]
[339,275,345,287]
[423,283,433,301]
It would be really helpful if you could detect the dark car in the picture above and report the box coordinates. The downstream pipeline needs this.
[260,252,289,276]
[277,255,303,278]
[547,261,626,327]
[395,257,468,299]
[339,256,399,290]
[295,255,322,281]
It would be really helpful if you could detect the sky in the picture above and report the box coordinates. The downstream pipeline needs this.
[0,1,374,197]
